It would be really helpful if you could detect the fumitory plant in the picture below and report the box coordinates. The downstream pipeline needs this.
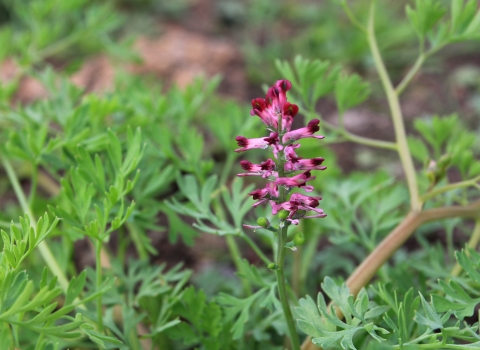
[236,79,327,349]
[1,0,480,350]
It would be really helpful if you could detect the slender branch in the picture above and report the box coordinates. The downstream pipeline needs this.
[421,175,480,202]
[301,200,480,350]
[1,157,69,292]
[367,2,421,212]
[276,228,300,350]
[395,54,425,96]
[322,120,398,151]
[225,235,252,295]
[346,201,480,296]
[95,241,104,333]
[275,113,301,350]
[340,1,367,33]
[241,233,271,266]
[451,219,480,277]
[126,222,148,261]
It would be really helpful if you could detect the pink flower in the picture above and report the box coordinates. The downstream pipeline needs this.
[275,171,316,191]
[237,159,276,178]
[237,79,327,227]
[282,119,325,143]
[249,182,279,207]
[271,193,326,224]
[235,132,280,153]
[285,157,326,172]
[250,98,278,128]
[250,80,299,132]
[289,193,322,207]
[282,102,298,132]
[284,144,301,161]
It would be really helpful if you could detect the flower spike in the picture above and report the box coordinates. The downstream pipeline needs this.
[238,80,326,226]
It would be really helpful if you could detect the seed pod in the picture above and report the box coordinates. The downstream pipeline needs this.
[256,217,269,227]
[293,232,305,246]
[267,262,278,270]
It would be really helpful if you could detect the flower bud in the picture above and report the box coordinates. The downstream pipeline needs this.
[293,232,305,246]
[256,217,269,227]
[278,210,289,220]
[267,262,278,270]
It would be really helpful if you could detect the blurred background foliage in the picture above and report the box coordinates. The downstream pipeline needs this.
[0,0,480,347]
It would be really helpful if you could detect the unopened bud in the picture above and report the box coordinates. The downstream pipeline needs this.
[257,217,269,227]
[278,210,289,220]
[293,232,305,246]
[267,262,278,270]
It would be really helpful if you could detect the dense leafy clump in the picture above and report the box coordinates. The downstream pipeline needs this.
[0,1,479,349]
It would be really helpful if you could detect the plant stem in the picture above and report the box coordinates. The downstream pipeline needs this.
[346,202,480,296]
[322,120,397,150]
[241,233,271,265]
[395,54,425,96]
[367,1,421,212]
[276,225,300,350]
[28,165,38,206]
[275,115,300,350]
[421,175,480,202]
[301,200,480,350]
[451,219,480,277]
[225,235,252,295]
[340,1,367,33]
[95,240,104,333]
[1,157,69,292]
[219,153,236,187]
[126,222,148,260]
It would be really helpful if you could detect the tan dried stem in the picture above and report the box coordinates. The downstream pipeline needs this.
[301,200,480,350]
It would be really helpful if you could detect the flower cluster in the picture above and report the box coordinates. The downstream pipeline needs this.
[236,79,326,225]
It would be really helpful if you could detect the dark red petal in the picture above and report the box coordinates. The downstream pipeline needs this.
[275,79,292,92]
[240,160,253,171]
[261,159,275,170]
[235,136,248,147]
[283,102,299,117]
[306,119,320,133]
[263,132,279,145]
[310,157,325,166]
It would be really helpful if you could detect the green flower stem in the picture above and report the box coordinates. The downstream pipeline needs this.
[95,240,104,333]
[275,226,300,350]
[241,233,271,265]
[420,175,480,202]
[322,120,397,151]
[367,0,421,212]
[226,234,252,295]
[340,1,367,33]
[126,222,148,261]
[395,53,425,96]
[395,44,446,96]
[275,115,300,350]
[211,188,253,295]
[219,152,237,188]
[36,31,83,62]
[451,219,480,277]
[28,165,38,206]
[1,156,69,292]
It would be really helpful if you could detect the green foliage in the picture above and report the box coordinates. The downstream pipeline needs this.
[1,213,58,269]
[297,278,389,349]
[0,0,479,349]
[299,269,480,349]
[0,0,132,65]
